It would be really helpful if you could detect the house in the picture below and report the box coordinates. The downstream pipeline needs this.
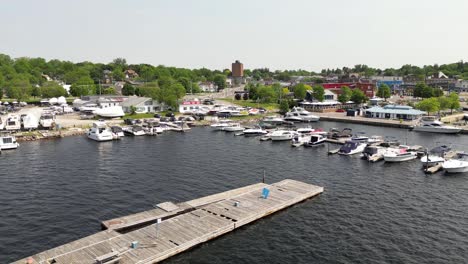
[322,82,375,98]
[120,96,162,113]
[124,69,139,79]
[305,89,337,102]
[179,100,203,114]
[364,105,425,120]
[371,76,404,94]
[454,80,468,92]
[199,82,217,92]
[80,95,126,107]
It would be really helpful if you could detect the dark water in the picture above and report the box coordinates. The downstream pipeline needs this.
[1,122,468,263]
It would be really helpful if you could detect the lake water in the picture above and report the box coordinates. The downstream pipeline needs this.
[1,122,468,263]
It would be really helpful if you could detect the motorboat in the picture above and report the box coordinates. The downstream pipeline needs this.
[260,116,284,126]
[412,116,461,134]
[291,134,311,147]
[87,120,114,142]
[0,136,19,150]
[361,145,386,162]
[329,128,353,139]
[338,141,367,155]
[420,145,451,166]
[223,123,245,132]
[304,134,327,147]
[40,111,56,129]
[79,103,100,112]
[94,106,125,118]
[243,126,268,136]
[270,130,297,141]
[383,148,417,162]
[111,126,125,138]
[284,107,320,122]
[165,122,191,132]
[296,127,324,135]
[123,125,146,136]
[210,119,233,131]
[142,121,164,135]
[21,114,39,130]
[442,158,468,173]
[5,114,21,131]
[367,135,384,144]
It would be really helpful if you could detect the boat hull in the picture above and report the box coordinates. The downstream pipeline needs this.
[413,127,461,134]
[384,154,417,162]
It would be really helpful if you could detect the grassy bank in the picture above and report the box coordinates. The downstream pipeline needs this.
[219,98,279,111]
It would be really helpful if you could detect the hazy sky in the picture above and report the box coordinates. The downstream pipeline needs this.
[1,0,467,71]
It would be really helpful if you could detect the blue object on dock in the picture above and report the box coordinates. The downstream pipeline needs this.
[262,188,270,199]
[131,241,139,249]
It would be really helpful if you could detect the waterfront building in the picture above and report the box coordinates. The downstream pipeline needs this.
[322,82,375,98]
[121,96,162,113]
[364,104,425,120]
[371,76,404,94]
[454,80,468,92]
[179,100,203,114]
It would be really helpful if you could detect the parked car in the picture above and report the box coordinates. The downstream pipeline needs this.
[203,99,214,105]
[165,112,175,117]
[153,113,161,118]
[336,109,345,113]
[124,118,136,125]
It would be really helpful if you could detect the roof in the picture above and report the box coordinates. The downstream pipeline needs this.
[365,105,425,115]
[120,96,152,107]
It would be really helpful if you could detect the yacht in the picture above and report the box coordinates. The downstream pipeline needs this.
[284,107,320,122]
[243,126,268,137]
[260,116,284,126]
[412,116,461,134]
[123,125,146,136]
[304,134,327,147]
[210,119,233,131]
[0,136,19,150]
[21,114,39,130]
[383,148,417,162]
[5,115,21,131]
[442,158,468,173]
[87,120,114,142]
[111,126,125,138]
[338,141,367,155]
[39,111,56,129]
[270,130,297,141]
[94,106,125,118]
[223,123,245,132]
[361,145,387,162]
[420,146,451,166]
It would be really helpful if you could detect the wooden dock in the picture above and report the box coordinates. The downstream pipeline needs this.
[13,179,323,264]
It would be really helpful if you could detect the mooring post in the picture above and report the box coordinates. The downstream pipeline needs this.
[262,170,265,183]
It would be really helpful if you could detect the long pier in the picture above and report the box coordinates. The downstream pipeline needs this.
[13,179,323,264]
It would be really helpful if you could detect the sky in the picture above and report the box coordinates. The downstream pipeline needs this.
[1,0,467,71]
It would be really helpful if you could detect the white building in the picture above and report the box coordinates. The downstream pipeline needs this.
[454,80,468,92]
[120,96,162,113]
[199,82,217,92]
[364,105,425,120]
[179,100,203,114]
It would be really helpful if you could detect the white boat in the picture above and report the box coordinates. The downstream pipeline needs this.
[442,159,468,173]
[87,120,114,142]
[412,116,461,134]
[270,130,297,141]
[210,119,233,131]
[40,111,56,129]
[123,125,146,136]
[350,133,369,142]
[361,145,386,162]
[243,126,268,136]
[21,114,39,130]
[94,106,125,118]
[261,116,284,125]
[304,134,327,147]
[420,145,451,166]
[338,141,367,155]
[49,97,58,105]
[284,107,320,122]
[0,136,19,150]
[367,135,384,144]
[223,123,245,132]
[57,96,67,105]
[111,126,125,138]
[5,115,21,131]
[291,134,311,147]
[383,148,417,162]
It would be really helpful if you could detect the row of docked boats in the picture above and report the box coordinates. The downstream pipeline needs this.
[0,111,57,131]
[86,119,191,141]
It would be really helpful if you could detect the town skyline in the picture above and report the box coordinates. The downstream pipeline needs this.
[1,0,467,71]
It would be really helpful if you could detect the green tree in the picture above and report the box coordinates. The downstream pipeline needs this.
[31,85,41,98]
[279,100,289,114]
[416,98,440,114]
[213,74,226,90]
[377,83,391,101]
[6,76,32,100]
[312,85,325,102]
[350,89,367,105]
[448,92,460,114]
[122,83,135,96]
[41,81,67,98]
[413,82,425,98]
[242,93,249,100]
[103,87,116,95]
[112,68,125,81]
[69,76,95,97]
[293,83,308,100]
[338,86,352,104]
[257,85,277,103]
[432,88,443,97]
[235,93,241,100]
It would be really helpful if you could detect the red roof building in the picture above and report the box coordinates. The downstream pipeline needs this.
[322,82,375,98]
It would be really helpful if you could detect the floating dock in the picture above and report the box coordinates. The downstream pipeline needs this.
[13,179,323,264]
